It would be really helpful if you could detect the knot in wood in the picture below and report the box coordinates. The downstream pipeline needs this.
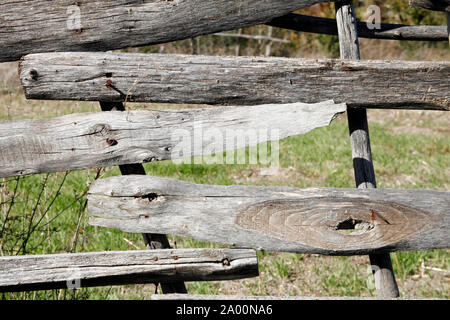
[29,69,38,81]
[236,198,437,252]
[106,138,118,146]
[89,123,111,137]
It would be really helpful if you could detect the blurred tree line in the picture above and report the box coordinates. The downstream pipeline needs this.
[134,1,448,59]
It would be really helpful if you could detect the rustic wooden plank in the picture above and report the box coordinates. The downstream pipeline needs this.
[87,175,450,255]
[0,100,345,178]
[267,13,448,41]
[0,248,258,292]
[409,0,450,11]
[19,52,450,110]
[0,0,330,63]
[99,101,187,294]
[151,294,439,300]
[334,0,399,298]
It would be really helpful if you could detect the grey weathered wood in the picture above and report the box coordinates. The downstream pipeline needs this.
[267,13,449,41]
[335,0,399,298]
[87,175,450,255]
[0,248,258,292]
[99,101,187,294]
[0,100,345,178]
[151,294,439,300]
[0,0,331,63]
[447,12,450,43]
[410,0,450,11]
[20,52,450,110]
[335,3,360,60]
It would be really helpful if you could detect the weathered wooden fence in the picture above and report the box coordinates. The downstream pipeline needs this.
[0,0,449,299]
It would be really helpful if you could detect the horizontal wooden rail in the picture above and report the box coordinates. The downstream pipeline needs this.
[267,13,448,41]
[0,101,345,178]
[213,32,290,43]
[409,0,450,11]
[87,176,450,256]
[20,53,450,110]
[0,249,258,292]
[0,0,330,63]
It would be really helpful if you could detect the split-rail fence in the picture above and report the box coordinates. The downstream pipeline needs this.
[0,0,449,299]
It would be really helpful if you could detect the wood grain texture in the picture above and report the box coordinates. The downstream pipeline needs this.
[409,0,450,11]
[19,52,450,110]
[87,175,450,255]
[0,248,258,292]
[0,0,330,63]
[0,100,345,178]
[335,3,360,60]
[267,13,449,41]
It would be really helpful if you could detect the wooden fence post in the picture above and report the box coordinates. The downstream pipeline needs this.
[99,101,187,294]
[447,12,450,44]
[334,1,400,298]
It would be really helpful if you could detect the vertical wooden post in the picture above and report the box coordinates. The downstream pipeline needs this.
[446,12,450,44]
[99,101,187,294]
[235,29,243,56]
[334,1,400,298]
[265,26,273,56]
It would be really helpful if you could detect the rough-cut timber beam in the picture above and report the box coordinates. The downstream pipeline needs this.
[0,249,258,292]
[0,100,345,178]
[0,0,331,63]
[267,13,448,41]
[20,53,450,110]
[87,176,450,256]
[409,0,450,11]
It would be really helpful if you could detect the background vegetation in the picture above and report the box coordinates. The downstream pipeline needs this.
[0,1,448,299]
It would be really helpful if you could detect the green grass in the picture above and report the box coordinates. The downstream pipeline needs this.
[0,108,449,300]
